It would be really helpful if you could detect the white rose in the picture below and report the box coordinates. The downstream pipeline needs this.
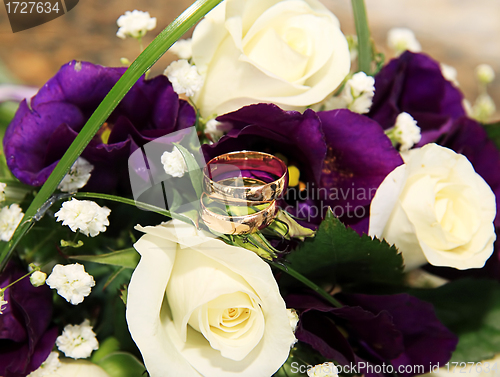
[44,359,110,377]
[126,220,295,377]
[369,143,496,270]
[191,0,350,117]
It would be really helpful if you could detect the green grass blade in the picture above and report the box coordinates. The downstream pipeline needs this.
[351,0,373,75]
[0,0,223,271]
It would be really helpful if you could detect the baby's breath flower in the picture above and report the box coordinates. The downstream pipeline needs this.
[55,199,111,237]
[287,308,299,347]
[0,183,6,202]
[205,119,224,139]
[58,157,94,193]
[476,64,495,85]
[46,263,95,305]
[28,351,61,377]
[170,39,193,60]
[472,93,496,123]
[116,10,156,40]
[440,63,459,86]
[30,271,47,287]
[0,203,24,242]
[56,319,99,359]
[387,27,421,56]
[307,362,339,377]
[164,60,204,97]
[386,112,421,152]
[0,290,7,314]
[161,147,188,178]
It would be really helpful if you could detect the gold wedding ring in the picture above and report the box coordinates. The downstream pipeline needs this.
[200,151,288,235]
[203,151,288,203]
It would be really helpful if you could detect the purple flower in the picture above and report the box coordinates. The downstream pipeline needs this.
[368,51,466,145]
[202,104,402,230]
[4,61,196,192]
[0,263,58,377]
[287,292,457,377]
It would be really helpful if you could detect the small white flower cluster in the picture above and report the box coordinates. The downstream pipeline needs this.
[58,157,94,193]
[307,362,339,377]
[55,199,111,237]
[46,263,95,305]
[116,10,156,40]
[56,319,99,359]
[387,27,421,56]
[164,59,204,97]
[161,147,189,178]
[472,64,496,123]
[0,203,24,242]
[386,112,421,152]
[322,72,375,114]
[476,64,495,85]
[440,63,459,86]
[0,290,7,314]
[287,308,299,347]
[27,351,61,377]
[170,38,193,60]
[0,182,6,202]
[205,119,224,139]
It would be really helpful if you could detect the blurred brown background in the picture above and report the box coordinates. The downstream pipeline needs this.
[0,0,499,120]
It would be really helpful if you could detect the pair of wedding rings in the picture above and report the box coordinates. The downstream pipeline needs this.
[200,151,288,235]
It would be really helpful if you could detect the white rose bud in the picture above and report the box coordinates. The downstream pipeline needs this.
[369,143,496,270]
[126,220,296,376]
[191,0,350,117]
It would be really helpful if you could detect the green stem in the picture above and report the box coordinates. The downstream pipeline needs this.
[269,261,342,308]
[0,0,223,272]
[72,192,171,218]
[351,0,372,75]
[0,270,34,292]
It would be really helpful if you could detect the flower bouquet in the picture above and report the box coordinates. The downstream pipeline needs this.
[0,0,499,376]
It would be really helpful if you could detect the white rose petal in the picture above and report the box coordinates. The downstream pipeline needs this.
[387,27,421,56]
[307,362,339,377]
[56,319,99,359]
[287,308,299,333]
[170,39,193,60]
[369,143,496,270]
[30,271,47,287]
[126,220,296,377]
[0,203,24,242]
[58,157,94,193]
[164,60,204,97]
[46,263,96,305]
[41,359,110,377]
[192,0,351,117]
[161,147,189,178]
[55,199,111,237]
[116,10,156,40]
[28,352,61,377]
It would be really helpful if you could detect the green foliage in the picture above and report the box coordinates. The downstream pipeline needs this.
[96,352,146,377]
[69,248,139,269]
[483,121,500,151]
[285,209,404,291]
[412,279,500,362]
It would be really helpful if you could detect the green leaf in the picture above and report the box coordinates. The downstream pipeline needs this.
[411,279,500,363]
[0,0,224,272]
[483,121,500,151]
[285,209,404,290]
[173,143,204,198]
[264,210,315,241]
[69,248,139,269]
[96,352,146,377]
[91,337,121,363]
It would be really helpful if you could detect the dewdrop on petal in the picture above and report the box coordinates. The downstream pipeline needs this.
[164,60,204,97]
[307,362,339,377]
[58,157,94,193]
[30,271,47,287]
[116,10,156,40]
[387,27,421,56]
[55,199,111,237]
[56,319,99,359]
[28,351,61,377]
[476,64,495,85]
[46,263,96,305]
[386,112,421,151]
[170,39,193,60]
[161,147,189,178]
[0,203,24,242]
